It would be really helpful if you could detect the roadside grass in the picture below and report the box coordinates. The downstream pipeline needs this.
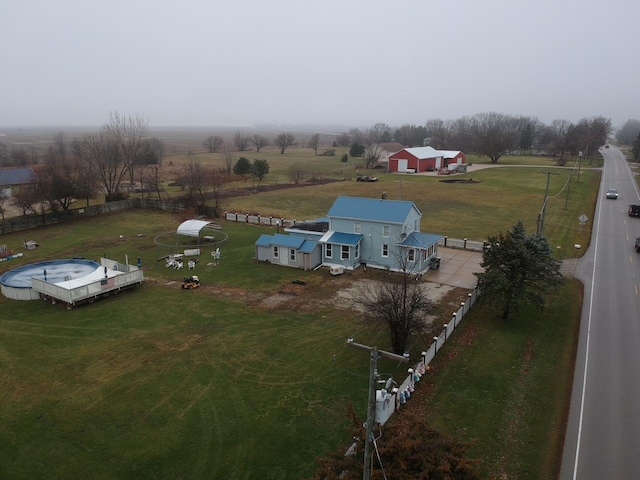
[423,280,582,479]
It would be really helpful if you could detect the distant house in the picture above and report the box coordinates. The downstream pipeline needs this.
[388,147,466,173]
[255,197,442,274]
[375,142,405,164]
[0,167,38,198]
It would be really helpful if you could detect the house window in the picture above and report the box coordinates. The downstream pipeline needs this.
[341,245,349,260]
[354,222,361,234]
[408,249,415,262]
[382,244,389,258]
[423,250,428,261]
[355,243,360,259]
[290,249,296,261]
[273,246,279,258]
[325,244,332,258]
[383,225,390,237]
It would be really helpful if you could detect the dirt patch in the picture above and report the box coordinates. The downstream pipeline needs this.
[331,279,456,313]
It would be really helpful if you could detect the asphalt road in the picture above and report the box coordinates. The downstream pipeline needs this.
[560,147,640,479]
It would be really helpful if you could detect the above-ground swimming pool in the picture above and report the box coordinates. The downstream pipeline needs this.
[0,259,100,300]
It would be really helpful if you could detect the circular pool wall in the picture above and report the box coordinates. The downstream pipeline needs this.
[0,259,100,300]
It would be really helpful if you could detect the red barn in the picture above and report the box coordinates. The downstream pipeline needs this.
[388,147,466,173]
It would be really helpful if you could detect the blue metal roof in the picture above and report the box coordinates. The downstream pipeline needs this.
[324,231,364,246]
[0,167,38,186]
[399,232,443,249]
[299,240,318,254]
[327,196,420,224]
[255,234,313,250]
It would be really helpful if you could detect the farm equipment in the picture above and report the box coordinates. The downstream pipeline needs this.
[181,275,200,289]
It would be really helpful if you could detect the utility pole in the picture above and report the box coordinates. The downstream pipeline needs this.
[577,151,583,183]
[346,338,409,480]
[537,171,560,236]
[564,170,573,210]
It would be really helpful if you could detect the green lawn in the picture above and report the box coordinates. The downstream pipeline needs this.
[0,156,599,479]
[0,211,401,480]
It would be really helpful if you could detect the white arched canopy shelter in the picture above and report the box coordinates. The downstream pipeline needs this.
[177,220,216,239]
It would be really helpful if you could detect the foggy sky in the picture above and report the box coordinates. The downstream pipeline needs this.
[2,0,639,129]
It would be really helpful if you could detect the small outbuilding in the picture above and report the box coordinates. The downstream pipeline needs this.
[176,220,221,242]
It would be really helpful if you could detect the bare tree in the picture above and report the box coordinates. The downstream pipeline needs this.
[73,128,128,202]
[356,253,434,354]
[288,161,307,184]
[334,133,351,147]
[424,119,450,149]
[616,119,640,146]
[250,134,269,152]
[366,123,391,145]
[142,166,163,200]
[37,134,92,213]
[11,185,40,216]
[10,147,33,167]
[0,142,8,167]
[0,196,7,221]
[273,133,296,154]
[203,135,224,153]
[472,112,520,163]
[448,116,476,153]
[308,133,320,155]
[222,143,235,175]
[362,145,383,169]
[576,116,612,160]
[515,116,541,155]
[209,167,229,217]
[181,154,211,207]
[274,133,296,154]
[105,111,149,187]
[233,130,250,151]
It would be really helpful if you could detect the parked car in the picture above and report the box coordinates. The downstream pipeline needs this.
[606,188,619,199]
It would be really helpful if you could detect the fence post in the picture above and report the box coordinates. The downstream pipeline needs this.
[444,235,448,247]
[433,336,440,354]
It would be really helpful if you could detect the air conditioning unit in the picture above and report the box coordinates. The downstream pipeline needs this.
[330,266,344,276]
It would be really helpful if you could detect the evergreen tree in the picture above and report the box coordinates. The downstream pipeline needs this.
[475,221,563,319]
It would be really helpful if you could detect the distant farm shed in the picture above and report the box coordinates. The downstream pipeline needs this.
[0,167,38,198]
[388,147,466,173]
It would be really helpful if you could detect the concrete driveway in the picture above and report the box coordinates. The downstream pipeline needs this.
[425,247,483,289]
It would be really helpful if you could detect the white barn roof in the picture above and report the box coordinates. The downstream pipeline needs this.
[177,220,215,238]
